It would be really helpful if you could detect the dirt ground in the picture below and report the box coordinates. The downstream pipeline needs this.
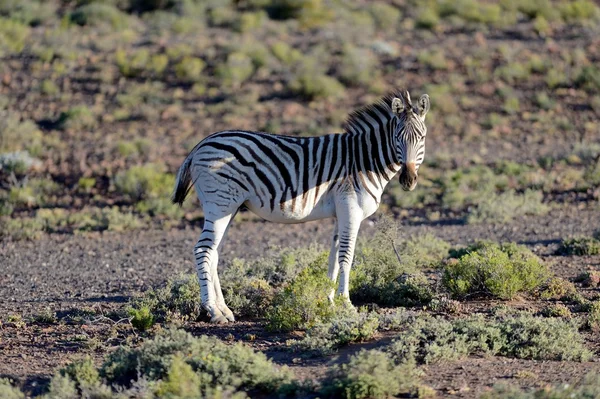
[2,209,600,397]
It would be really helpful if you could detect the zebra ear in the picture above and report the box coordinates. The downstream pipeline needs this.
[391,97,404,115]
[417,94,430,118]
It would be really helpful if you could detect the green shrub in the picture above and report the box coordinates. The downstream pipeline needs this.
[541,303,571,318]
[129,305,155,331]
[266,252,334,331]
[8,177,59,208]
[101,328,293,394]
[70,3,130,29]
[556,236,600,256]
[154,354,202,398]
[0,112,42,153]
[388,312,591,364]
[129,273,202,325]
[271,41,302,66]
[587,301,600,329]
[466,189,549,224]
[482,373,600,399]
[113,163,174,201]
[266,0,333,28]
[368,2,401,31]
[60,356,100,390]
[234,10,267,32]
[443,242,549,299]
[559,0,600,22]
[289,57,344,100]
[338,45,378,87]
[500,313,591,361]
[575,270,600,287]
[0,379,24,399]
[575,66,600,92]
[41,79,59,95]
[0,18,30,55]
[417,48,448,70]
[415,7,440,29]
[538,276,579,301]
[175,56,206,83]
[45,374,77,399]
[115,48,150,78]
[289,310,379,356]
[216,52,255,87]
[351,221,447,306]
[321,349,419,399]
[0,216,45,240]
[57,105,97,131]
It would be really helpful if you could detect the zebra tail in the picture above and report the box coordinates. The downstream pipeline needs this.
[172,151,194,206]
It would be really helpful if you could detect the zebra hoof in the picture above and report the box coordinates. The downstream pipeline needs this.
[210,315,229,324]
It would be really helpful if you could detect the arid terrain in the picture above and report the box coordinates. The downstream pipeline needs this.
[1,0,600,398]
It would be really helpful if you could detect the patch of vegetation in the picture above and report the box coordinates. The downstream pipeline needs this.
[56,105,97,131]
[575,270,600,287]
[101,328,294,395]
[174,56,205,83]
[388,312,592,364]
[466,189,549,224]
[351,219,448,307]
[70,3,130,29]
[289,310,379,356]
[321,349,420,399]
[0,112,43,154]
[481,373,600,399]
[266,252,335,331]
[338,45,378,87]
[541,303,571,318]
[0,379,24,399]
[556,236,600,256]
[216,52,255,87]
[442,242,549,300]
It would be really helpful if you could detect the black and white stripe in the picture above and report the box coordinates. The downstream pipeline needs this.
[172,90,430,323]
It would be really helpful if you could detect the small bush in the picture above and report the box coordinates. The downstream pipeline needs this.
[351,222,446,307]
[289,59,344,100]
[216,52,255,87]
[129,305,155,331]
[388,312,591,364]
[417,48,448,70]
[101,328,293,394]
[57,106,97,131]
[556,237,600,256]
[0,379,24,399]
[538,276,578,300]
[466,189,549,224]
[541,303,571,318]
[266,252,334,331]
[321,349,419,399]
[368,3,401,31]
[129,273,202,325]
[60,356,100,390]
[0,112,42,153]
[482,373,600,399]
[271,41,302,66]
[70,3,130,29]
[587,301,600,329]
[575,66,600,93]
[575,270,600,287]
[113,163,174,201]
[45,374,78,399]
[0,18,30,55]
[175,56,206,83]
[338,45,378,87]
[290,310,379,356]
[443,242,549,299]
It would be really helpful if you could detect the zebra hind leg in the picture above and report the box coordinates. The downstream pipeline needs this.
[194,213,234,324]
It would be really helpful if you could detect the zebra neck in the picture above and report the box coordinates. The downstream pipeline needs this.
[345,125,401,193]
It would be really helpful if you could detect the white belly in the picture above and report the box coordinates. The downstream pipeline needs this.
[245,195,336,224]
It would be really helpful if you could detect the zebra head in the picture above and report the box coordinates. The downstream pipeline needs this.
[391,91,430,191]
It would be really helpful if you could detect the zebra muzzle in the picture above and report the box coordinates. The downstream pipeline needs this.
[400,163,418,191]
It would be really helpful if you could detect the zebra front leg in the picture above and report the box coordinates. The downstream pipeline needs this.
[336,207,363,303]
[194,214,233,324]
[327,219,340,303]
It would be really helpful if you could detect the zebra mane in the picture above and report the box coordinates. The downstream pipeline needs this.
[343,90,409,133]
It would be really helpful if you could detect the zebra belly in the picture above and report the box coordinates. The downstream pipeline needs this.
[245,195,336,223]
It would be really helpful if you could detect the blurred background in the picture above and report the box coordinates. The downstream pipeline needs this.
[1,0,599,239]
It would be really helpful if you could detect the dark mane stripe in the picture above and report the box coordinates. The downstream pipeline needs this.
[343,90,408,133]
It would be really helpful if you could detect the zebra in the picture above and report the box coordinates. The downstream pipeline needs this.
[172,90,430,323]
